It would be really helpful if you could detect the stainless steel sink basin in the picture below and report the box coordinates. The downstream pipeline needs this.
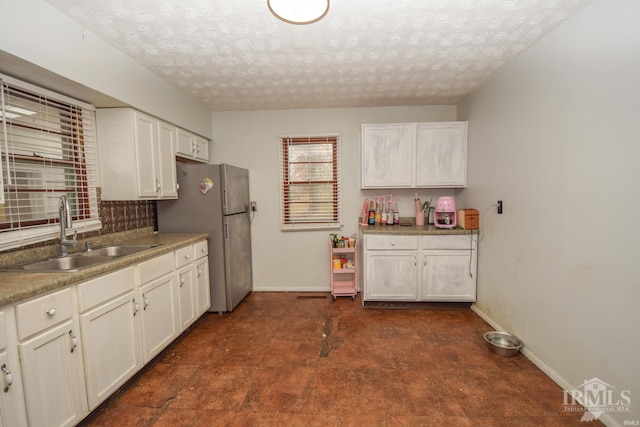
[79,244,160,258]
[5,255,113,272]
[1,244,161,272]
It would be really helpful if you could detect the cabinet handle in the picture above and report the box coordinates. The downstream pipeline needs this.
[1,364,12,392]
[69,330,77,353]
[143,293,149,310]
[155,179,161,192]
[184,254,190,260]
[390,242,396,247]
[414,255,417,266]
[197,268,202,278]
[46,308,56,316]
[132,298,139,316]
[424,254,427,266]
[180,277,185,287]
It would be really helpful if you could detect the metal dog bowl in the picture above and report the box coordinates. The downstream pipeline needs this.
[483,331,523,357]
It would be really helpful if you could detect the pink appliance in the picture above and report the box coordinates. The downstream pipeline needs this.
[434,196,457,228]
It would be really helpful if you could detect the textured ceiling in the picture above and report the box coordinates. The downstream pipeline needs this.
[44,0,592,111]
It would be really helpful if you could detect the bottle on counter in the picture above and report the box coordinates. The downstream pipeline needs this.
[393,198,399,225]
[381,199,387,225]
[374,195,381,225]
[368,200,375,225]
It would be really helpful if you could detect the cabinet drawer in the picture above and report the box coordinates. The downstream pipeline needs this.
[365,235,418,250]
[138,252,175,284]
[77,267,136,312]
[194,240,208,260]
[175,245,194,269]
[15,288,73,340]
[422,235,476,250]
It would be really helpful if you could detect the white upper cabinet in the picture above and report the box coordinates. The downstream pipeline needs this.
[361,123,415,188]
[361,122,467,189]
[415,122,467,187]
[176,127,209,163]
[97,108,178,200]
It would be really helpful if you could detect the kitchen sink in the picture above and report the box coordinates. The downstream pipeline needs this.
[1,244,161,272]
[79,244,160,258]
[4,255,113,272]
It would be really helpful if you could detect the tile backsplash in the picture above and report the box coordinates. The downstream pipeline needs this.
[99,199,156,235]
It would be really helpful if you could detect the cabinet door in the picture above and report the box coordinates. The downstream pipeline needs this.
[361,124,414,188]
[364,251,419,300]
[0,348,28,427]
[139,275,179,363]
[80,291,141,410]
[157,120,178,199]
[194,135,209,162]
[134,112,160,197]
[176,127,194,158]
[177,265,196,331]
[421,250,477,301]
[415,122,467,187]
[195,257,211,316]
[19,320,88,427]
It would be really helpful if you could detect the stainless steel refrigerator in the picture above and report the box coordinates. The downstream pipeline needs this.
[156,163,253,313]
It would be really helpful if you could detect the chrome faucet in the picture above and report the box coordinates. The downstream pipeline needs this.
[58,195,77,257]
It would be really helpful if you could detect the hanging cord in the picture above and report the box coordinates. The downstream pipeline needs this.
[463,203,498,277]
[463,228,476,277]
[0,80,12,185]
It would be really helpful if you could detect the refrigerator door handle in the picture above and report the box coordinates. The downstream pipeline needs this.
[222,189,227,212]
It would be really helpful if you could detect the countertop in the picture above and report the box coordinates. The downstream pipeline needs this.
[0,233,208,307]
[360,224,476,235]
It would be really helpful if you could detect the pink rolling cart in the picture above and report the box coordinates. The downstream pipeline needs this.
[329,238,358,301]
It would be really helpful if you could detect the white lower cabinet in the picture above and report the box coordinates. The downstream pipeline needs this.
[194,257,211,316]
[0,309,28,427]
[365,251,419,300]
[177,266,196,331]
[77,267,141,410]
[363,234,477,302]
[175,240,210,329]
[421,250,477,301]
[138,252,179,363]
[16,287,87,427]
[0,238,211,426]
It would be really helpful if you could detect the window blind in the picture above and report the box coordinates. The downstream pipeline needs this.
[279,135,341,230]
[0,75,101,249]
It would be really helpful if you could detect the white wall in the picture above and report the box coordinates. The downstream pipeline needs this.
[211,106,456,291]
[0,0,212,137]
[456,0,640,425]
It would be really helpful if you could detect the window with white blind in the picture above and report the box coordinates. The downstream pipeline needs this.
[279,135,341,230]
[0,75,101,250]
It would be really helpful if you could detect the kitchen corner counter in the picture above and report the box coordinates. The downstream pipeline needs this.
[0,232,208,307]
[360,224,475,235]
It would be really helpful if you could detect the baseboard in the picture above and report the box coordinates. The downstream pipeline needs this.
[470,304,619,427]
[252,285,331,292]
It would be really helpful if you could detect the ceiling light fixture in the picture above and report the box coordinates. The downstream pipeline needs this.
[268,0,329,25]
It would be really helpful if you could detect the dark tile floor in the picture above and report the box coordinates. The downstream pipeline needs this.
[81,292,600,426]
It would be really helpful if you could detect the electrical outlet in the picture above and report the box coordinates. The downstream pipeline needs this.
[250,201,257,212]
[497,200,503,214]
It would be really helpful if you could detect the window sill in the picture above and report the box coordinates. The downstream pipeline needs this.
[0,219,102,252]
[281,223,342,232]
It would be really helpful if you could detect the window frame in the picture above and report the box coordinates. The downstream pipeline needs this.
[0,74,101,251]
[279,134,342,231]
